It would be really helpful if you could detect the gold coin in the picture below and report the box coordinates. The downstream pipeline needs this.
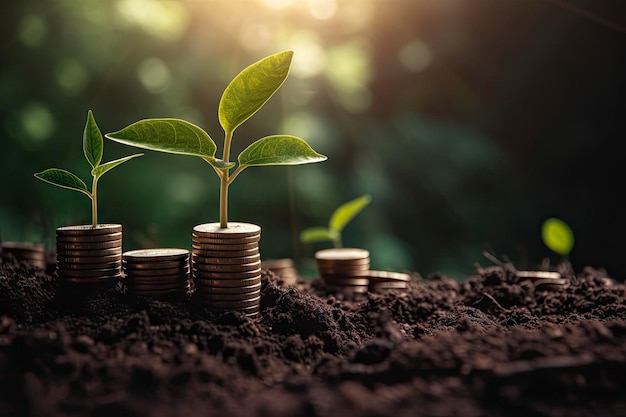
[130,275,188,284]
[194,276,261,288]
[57,260,121,270]
[192,242,259,251]
[369,282,408,290]
[56,232,122,243]
[195,282,261,294]
[315,248,369,261]
[57,267,122,278]
[56,239,122,251]
[124,266,189,276]
[516,271,562,281]
[368,270,411,282]
[190,248,259,258]
[190,254,260,265]
[132,287,187,296]
[210,295,261,309]
[199,290,261,301]
[56,253,122,264]
[534,278,568,290]
[319,266,370,275]
[58,274,121,284]
[123,259,189,270]
[56,247,122,257]
[192,268,261,280]
[56,224,122,235]
[130,281,189,290]
[192,260,261,273]
[261,258,294,269]
[193,222,261,238]
[123,248,189,261]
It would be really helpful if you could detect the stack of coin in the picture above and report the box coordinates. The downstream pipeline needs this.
[192,222,262,318]
[368,270,411,292]
[516,270,568,291]
[0,241,46,269]
[55,224,122,285]
[122,248,190,298]
[315,248,370,294]
[261,258,298,285]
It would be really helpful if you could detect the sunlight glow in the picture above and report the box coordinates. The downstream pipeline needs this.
[137,58,172,94]
[20,102,55,146]
[116,0,188,41]
[55,59,88,95]
[239,24,272,52]
[307,0,337,20]
[287,31,327,79]
[325,40,372,113]
[17,14,47,47]
[398,39,433,72]
[262,0,296,9]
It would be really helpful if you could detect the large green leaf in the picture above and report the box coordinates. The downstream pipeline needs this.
[34,168,90,196]
[299,227,338,244]
[329,194,372,233]
[105,119,218,159]
[219,51,293,134]
[91,154,143,178]
[238,135,327,167]
[542,217,574,256]
[83,110,103,169]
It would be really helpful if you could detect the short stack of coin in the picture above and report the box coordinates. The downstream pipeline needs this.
[315,248,370,294]
[261,258,298,286]
[55,224,122,285]
[192,222,262,318]
[1,241,46,270]
[122,248,190,298]
[516,270,567,291]
[368,270,411,292]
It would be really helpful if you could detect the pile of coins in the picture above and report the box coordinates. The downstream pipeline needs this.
[0,241,46,269]
[315,248,370,294]
[122,248,190,298]
[516,270,568,291]
[261,258,298,285]
[192,222,262,318]
[55,224,122,285]
[368,270,411,292]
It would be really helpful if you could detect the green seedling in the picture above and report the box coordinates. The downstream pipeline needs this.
[300,194,372,248]
[34,110,143,227]
[541,217,574,258]
[106,50,327,228]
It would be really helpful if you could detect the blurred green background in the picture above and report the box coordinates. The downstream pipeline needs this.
[1,0,625,279]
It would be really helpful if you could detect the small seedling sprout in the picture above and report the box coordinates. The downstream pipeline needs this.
[105,51,327,228]
[34,110,143,227]
[300,194,372,248]
[541,217,574,258]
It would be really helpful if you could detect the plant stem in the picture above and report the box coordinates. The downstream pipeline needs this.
[219,131,234,228]
[91,176,98,227]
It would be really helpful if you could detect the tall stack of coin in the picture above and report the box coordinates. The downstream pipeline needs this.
[0,241,46,270]
[315,248,370,294]
[192,222,261,318]
[55,224,122,285]
[261,258,298,286]
[122,248,190,298]
[368,270,411,292]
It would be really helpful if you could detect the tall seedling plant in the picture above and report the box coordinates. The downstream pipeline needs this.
[106,51,327,228]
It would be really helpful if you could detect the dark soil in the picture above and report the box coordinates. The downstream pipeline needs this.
[1,255,625,417]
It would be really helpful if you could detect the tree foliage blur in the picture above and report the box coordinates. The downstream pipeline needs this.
[1,0,624,279]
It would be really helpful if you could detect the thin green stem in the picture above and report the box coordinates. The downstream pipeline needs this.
[219,131,234,228]
[226,165,246,185]
[91,176,99,227]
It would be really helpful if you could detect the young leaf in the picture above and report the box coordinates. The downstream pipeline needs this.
[91,154,143,178]
[542,217,574,257]
[300,227,339,244]
[219,51,293,134]
[83,110,103,169]
[34,168,91,196]
[106,119,218,159]
[329,194,372,233]
[238,135,327,167]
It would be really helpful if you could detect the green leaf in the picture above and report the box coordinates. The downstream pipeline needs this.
[219,51,293,134]
[91,154,143,178]
[83,110,103,169]
[299,227,339,244]
[202,157,236,170]
[105,119,218,159]
[329,194,372,233]
[238,135,327,167]
[34,168,91,197]
[542,217,575,256]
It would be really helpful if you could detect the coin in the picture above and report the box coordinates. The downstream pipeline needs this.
[57,266,122,278]
[131,287,187,296]
[199,290,261,301]
[190,254,260,265]
[124,266,188,276]
[130,281,189,290]
[58,260,122,270]
[56,247,122,257]
[534,278,568,291]
[195,282,261,294]
[192,242,259,251]
[192,235,261,245]
[123,259,189,270]
[192,268,261,280]
[190,248,259,258]
[194,276,261,288]
[56,224,122,235]
[56,239,122,250]
[516,271,562,281]
[210,295,261,309]
[193,222,261,238]
[56,232,123,243]
[58,274,122,284]
[318,266,370,275]
[123,248,189,261]
[315,248,370,261]
[56,253,122,264]
[192,260,261,273]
